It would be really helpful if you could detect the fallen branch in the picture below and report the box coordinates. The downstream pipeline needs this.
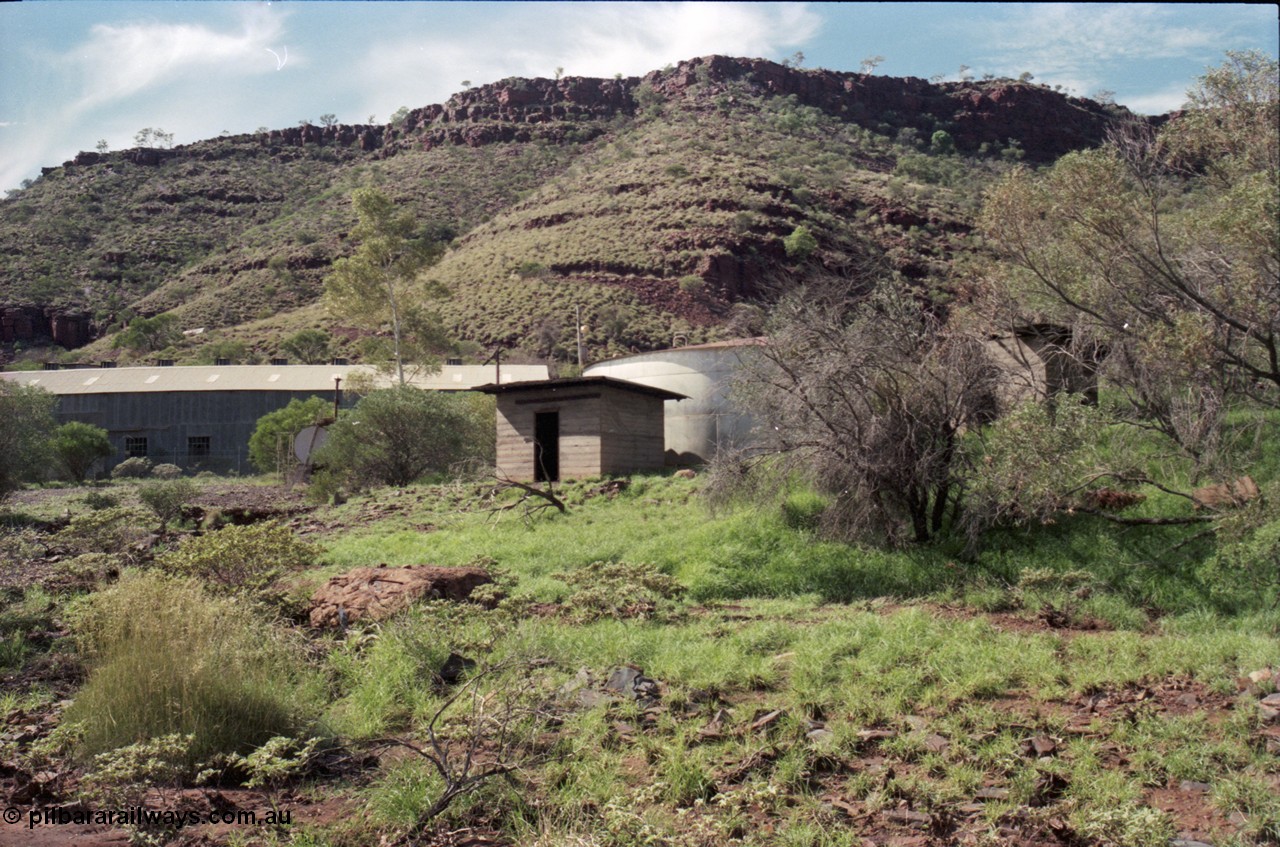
[484,473,567,525]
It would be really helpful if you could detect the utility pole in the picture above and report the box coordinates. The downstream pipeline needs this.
[483,346,503,384]
[575,303,584,371]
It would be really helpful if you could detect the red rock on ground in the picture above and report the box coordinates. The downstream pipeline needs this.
[309,565,491,628]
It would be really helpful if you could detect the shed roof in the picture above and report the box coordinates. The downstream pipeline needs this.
[0,363,549,395]
[474,375,688,401]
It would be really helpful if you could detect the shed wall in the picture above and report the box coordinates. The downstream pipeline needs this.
[493,384,668,481]
[598,386,667,475]
[495,392,602,480]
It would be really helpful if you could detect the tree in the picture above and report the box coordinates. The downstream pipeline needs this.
[111,314,181,355]
[930,130,955,155]
[315,387,493,488]
[0,383,56,503]
[979,51,1279,464]
[726,279,1002,544]
[51,422,113,483]
[319,113,337,128]
[248,396,331,474]
[96,139,109,154]
[282,328,332,364]
[324,188,449,385]
[860,55,886,74]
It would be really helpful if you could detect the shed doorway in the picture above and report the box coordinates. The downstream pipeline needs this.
[534,411,560,482]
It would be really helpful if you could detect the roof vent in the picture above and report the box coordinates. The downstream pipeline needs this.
[331,357,349,365]
[99,361,117,368]
[156,359,175,367]
[270,357,288,366]
[446,357,463,366]
[43,362,60,371]
[214,357,232,366]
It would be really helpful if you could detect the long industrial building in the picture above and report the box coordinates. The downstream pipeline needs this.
[0,362,548,475]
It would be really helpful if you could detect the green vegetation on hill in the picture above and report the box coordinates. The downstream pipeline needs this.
[2,57,1111,368]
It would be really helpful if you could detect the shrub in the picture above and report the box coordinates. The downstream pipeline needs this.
[81,491,119,511]
[50,422,113,483]
[111,456,152,479]
[677,274,705,294]
[248,397,331,475]
[64,571,323,762]
[53,552,120,592]
[55,507,150,561]
[782,225,817,260]
[0,382,55,502]
[151,463,182,480]
[316,388,494,488]
[137,479,197,529]
[156,522,319,592]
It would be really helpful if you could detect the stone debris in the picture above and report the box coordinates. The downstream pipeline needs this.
[1259,692,1280,723]
[308,565,491,628]
[749,709,784,733]
[605,666,661,708]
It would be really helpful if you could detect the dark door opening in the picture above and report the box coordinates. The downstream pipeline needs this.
[534,411,560,482]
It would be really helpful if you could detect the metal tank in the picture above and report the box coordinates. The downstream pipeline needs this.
[583,339,763,465]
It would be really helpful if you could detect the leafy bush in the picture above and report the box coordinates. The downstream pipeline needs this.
[677,274,704,294]
[111,456,152,479]
[151,463,182,480]
[248,396,330,474]
[80,733,196,807]
[55,507,150,560]
[782,224,817,260]
[137,479,197,529]
[50,422,113,483]
[156,521,319,592]
[315,388,494,488]
[64,571,323,761]
[81,490,119,511]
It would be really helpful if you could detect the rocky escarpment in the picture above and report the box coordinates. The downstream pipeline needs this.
[43,56,1140,178]
[373,55,1140,163]
[0,306,92,348]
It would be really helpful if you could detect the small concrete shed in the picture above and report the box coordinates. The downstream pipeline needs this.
[475,377,686,482]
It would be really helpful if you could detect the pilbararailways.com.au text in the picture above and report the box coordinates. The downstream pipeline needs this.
[15,806,293,829]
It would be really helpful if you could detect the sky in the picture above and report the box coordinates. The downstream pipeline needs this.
[1,2,1276,193]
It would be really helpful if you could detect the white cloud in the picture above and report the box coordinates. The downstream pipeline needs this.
[1119,82,1189,116]
[67,6,290,112]
[982,3,1229,75]
[354,2,820,122]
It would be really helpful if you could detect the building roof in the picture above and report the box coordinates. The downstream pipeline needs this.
[473,375,688,401]
[0,363,549,395]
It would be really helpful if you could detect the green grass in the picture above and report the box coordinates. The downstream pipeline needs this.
[63,571,326,762]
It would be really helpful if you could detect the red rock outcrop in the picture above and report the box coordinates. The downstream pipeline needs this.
[308,565,492,628]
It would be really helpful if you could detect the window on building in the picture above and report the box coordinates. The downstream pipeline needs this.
[187,436,211,458]
[124,436,148,458]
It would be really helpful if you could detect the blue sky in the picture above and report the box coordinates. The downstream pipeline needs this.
[1,2,1275,192]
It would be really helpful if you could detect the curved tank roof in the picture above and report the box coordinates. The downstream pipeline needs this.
[583,339,764,464]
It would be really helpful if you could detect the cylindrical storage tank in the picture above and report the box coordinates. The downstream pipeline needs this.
[583,339,763,465]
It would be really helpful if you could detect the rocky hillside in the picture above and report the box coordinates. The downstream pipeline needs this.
[0,56,1145,364]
